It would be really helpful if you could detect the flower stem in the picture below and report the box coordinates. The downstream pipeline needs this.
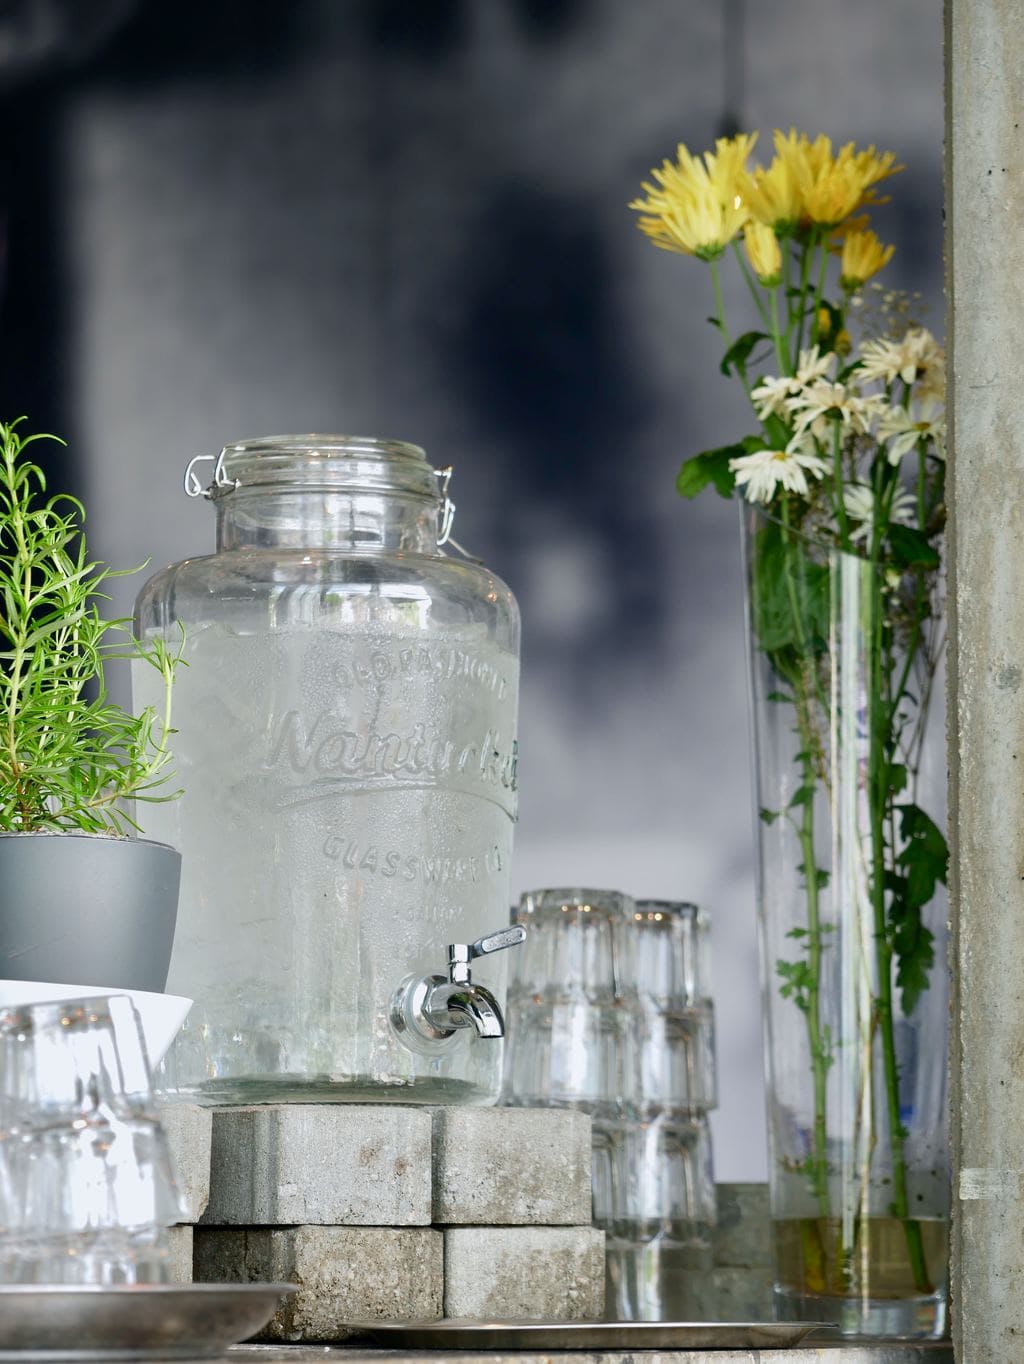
[770,287,790,375]
[731,239,773,329]
[779,501,832,1223]
[865,513,931,1295]
[710,258,752,396]
[832,421,851,550]
[792,237,814,357]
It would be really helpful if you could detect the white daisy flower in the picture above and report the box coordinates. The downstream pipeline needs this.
[787,380,885,440]
[750,348,838,422]
[750,373,804,421]
[842,481,917,543]
[794,345,837,385]
[858,327,944,388]
[877,398,946,465]
[728,436,829,505]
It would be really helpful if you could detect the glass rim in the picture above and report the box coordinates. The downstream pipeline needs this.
[212,434,439,502]
[516,887,636,921]
[633,899,703,923]
[0,995,137,1032]
[222,433,428,462]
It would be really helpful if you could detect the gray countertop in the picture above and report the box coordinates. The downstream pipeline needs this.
[227,1344,954,1362]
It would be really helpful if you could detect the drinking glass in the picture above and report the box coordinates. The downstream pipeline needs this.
[504,889,639,1118]
[511,888,637,1005]
[592,1114,716,1247]
[637,1005,717,1115]
[0,995,153,1120]
[503,997,639,1120]
[599,1114,718,1320]
[631,901,711,1008]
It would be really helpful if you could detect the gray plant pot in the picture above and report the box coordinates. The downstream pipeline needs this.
[0,832,181,992]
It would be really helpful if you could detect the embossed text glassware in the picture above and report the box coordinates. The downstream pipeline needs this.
[132,436,520,1103]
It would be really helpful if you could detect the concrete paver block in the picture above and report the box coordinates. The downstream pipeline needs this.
[668,1263,773,1322]
[159,1103,213,1223]
[167,1224,193,1284]
[194,1225,442,1341]
[713,1182,771,1268]
[201,1104,432,1226]
[431,1106,591,1225]
[443,1225,604,1320]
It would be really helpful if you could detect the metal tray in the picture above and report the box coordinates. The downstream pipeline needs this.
[0,1282,295,1360]
[354,1318,836,1350]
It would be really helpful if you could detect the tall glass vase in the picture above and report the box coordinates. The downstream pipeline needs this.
[743,505,948,1339]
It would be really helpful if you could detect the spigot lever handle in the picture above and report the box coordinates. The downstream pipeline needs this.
[448,925,526,983]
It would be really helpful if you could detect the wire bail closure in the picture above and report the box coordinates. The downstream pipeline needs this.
[184,449,239,499]
[434,465,456,547]
[183,451,476,560]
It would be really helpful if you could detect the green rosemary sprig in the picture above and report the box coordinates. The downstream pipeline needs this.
[0,417,182,833]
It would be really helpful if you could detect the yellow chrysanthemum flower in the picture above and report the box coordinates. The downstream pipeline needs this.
[772,129,902,229]
[630,132,757,261]
[737,154,803,232]
[743,222,782,285]
[839,228,895,288]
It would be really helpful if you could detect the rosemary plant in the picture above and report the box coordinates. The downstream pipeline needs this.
[0,419,181,834]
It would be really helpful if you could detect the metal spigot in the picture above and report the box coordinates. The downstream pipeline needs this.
[391,925,526,1049]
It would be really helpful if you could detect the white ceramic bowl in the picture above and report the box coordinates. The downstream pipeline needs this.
[0,981,192,1065]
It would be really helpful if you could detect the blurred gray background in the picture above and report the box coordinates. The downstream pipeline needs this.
[0,0,943,1178]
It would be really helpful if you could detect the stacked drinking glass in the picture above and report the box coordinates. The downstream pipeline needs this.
[0,995,183,1284]
[503,888,718,1320]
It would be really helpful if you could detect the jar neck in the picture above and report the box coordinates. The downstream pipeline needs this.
[203,436,445,554]
[215,488,441,553]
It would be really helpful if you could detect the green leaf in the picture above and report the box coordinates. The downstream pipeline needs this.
[759,806,779,825]
[676,445,742,500]
[889,523,940,569]
[797,862,830,890]
[886,762,908,797]
[776,957,813,1011]
[893,913,936,1016]
[720,330,769,377]
[748,514,831,657]
[758,415,792,449]
[898,803,948,900]
[888,803,948,1013]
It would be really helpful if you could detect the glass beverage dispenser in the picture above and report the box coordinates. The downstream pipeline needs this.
[132,436,521,1104]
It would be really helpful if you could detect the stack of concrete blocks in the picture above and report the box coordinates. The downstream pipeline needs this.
[182,1104,603,1342]
[160,1103,214,1282]
[677,1183,774,1321]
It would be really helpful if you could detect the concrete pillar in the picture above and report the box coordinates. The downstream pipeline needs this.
[946,3,1024,1357]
